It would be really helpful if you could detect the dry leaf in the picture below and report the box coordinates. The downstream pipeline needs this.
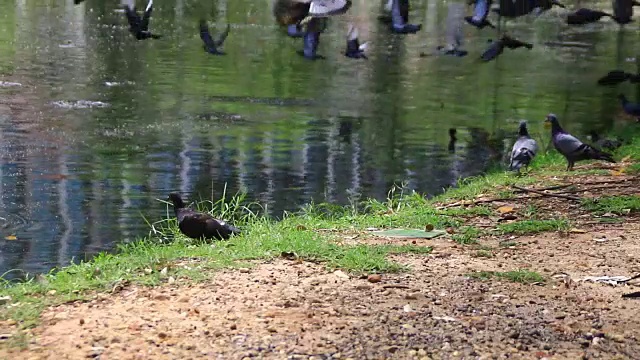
[497,206,514,214]
[569,228,587,234]
[4,235,16,241]
[621,155,631,162]
[610,169,625,176]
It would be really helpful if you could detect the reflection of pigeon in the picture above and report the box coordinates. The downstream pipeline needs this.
[597,70,640,85]
[437,2,468,56]
[618,94,640,120]
[390,0,422,34]
[508,120,538,172]
[344,24,367,59]
[566,8,612,25]
[448,128,457,153]
[465,0,495,29]
[199,20,230,55]
[168,193,240,241]
[545,114,616,171]
[123,0,161,40]
[481,34,532,62]
[588,131,623,151]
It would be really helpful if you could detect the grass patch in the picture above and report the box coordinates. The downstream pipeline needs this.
[496,219,570,235]
[451,226,482,245]
[468,270,545,284]
[582,195,640,215]
[472,250,494,258]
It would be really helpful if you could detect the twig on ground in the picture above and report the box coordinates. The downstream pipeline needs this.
[511,185,581,201]
[512,184,573,193]
[555,183,637,194]
[382,284,411,289]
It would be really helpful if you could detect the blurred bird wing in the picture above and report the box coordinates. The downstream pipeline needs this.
[308,0,351,17]
[555,133,584,153]
[123,4,141,29]
[141,0,153,30]
[445,2,465,47]
[346,23,358,41]
[199,20,216,49]
[215,24,231,47]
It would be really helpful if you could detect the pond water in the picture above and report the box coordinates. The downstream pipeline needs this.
[0,0,636,277]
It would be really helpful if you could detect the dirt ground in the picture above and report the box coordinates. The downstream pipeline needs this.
[1,174,639,360]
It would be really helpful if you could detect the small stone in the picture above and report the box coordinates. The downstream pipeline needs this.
[154,294,170,301]
[47,290,57,296]
[367,274,382,283]
[405,293,418,300]
[158,332,168,340]
[239,268,250,273]
[79,319,85,325]
[230,323,237,330]
[606,333,625,343]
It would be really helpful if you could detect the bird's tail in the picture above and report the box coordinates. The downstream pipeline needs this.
[582,144,616,163]
[509,148,534,171]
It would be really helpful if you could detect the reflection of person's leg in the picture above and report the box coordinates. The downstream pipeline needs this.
[391,0,422,34]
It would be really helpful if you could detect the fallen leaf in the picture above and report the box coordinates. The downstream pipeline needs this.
[621,155,631,162]
[497,206,514,214]
[4,235,16,241]
[569,228,587,234]
[295,225,307,231]
[610,169,625,176]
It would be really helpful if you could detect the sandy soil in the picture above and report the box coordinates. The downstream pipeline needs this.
[0,174,639,360]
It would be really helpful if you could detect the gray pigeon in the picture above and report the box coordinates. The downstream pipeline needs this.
[509,120,538,172]
[545,114,616,171]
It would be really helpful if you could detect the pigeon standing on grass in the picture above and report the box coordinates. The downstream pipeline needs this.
[167,192,240,241]
[544,114,616,171]
[509,120,538,172]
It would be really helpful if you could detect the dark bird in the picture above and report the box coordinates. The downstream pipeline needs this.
[588,131,623,152]
[618,94,640,120]
[344,24,368,59]
[597,70,640,85]
[534,0,566,12]
[509,120,538,172]
[123,0,161,40]
[199,20,230,55]
[168,192,240,241]
[544,114,616,171]
[566,8,612,25]
[465,0,496,28]
[448,128,457,153]
[481,34,532,62]
[389,0,422,34]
